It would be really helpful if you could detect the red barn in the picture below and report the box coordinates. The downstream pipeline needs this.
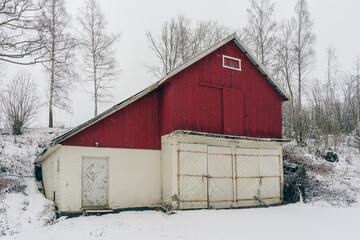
[36,34,289,214]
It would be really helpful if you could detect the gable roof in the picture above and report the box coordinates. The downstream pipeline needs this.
[35,33,289,162]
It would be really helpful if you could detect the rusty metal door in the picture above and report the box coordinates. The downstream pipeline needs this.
[236,147,281,205]
[208,146,233,208]
[178,143,208,209]
[82,158,108,207]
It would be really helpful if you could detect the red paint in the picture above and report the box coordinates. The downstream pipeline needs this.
[63,91,160,149]
[63,40,285,149]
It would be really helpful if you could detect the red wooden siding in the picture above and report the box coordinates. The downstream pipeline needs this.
[62,91,160,149]
[160,41,283,139]
[198,84,223,134]
[223,88,244,135]
[63,40,285,150]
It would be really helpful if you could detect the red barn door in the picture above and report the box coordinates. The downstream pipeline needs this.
[198,84,223,134]
[223,88,245,136]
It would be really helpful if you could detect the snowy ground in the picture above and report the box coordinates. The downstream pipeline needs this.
[0,128,66,235]
[2,204,360,240]
[1,128,360,239]
[284,136,360,206]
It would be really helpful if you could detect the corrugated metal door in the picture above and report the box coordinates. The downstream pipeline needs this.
[236,148,281,205]
[208,146,233,208]
[178,143,208,209]
[82,158,108,207]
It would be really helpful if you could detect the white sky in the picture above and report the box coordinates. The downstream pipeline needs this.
[2,0,360,128]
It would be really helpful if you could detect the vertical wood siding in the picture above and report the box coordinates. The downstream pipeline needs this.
[63,91,160,149]
[63,40,284,150]
[160,41,284,139]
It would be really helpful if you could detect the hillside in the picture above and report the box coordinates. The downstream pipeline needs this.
[0,128,67,235]
[283,135,360,206]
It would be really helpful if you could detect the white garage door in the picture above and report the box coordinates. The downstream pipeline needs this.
[236,148,281,205]
[82,158,108,207]
[208,146,233,209]
[178,143,208,209]
[178,143,281,209]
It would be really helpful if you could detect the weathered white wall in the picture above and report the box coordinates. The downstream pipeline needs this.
[41,132,283,212]
[42,148,61,208]
[46,146,161,213]
[161,132,284,209]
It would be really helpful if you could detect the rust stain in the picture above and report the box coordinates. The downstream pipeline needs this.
[235,154,280,157]
[178,174,208,178]
[207,176,232,179]
[236,176,280,179]
[179,200,207,203]
[208,152,233,156]
[209,200,234,203]
[237,197,280,201]
[178,150,207,154]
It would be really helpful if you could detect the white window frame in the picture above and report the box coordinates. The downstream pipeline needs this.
[222,55,241,71]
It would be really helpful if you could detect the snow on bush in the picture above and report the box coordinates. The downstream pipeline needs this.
[283,134,360,206]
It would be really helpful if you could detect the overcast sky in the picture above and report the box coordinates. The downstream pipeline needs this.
[2,0,360,128]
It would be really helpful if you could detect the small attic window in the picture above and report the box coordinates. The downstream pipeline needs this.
[223,55,241,71]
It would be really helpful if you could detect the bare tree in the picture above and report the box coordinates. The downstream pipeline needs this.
[78,0,120,116]
[243,0,277,68]
[190,20,230,56]
[275,20,297,139]
[0,0,47,65]
[342,73,357,134]
[146,15,229,79]
[1,72,40,135]
[324,45,340,148]
[293,0,316,143]
[353,57,360,124]
[40,0,77,127]
[146,15,191,79]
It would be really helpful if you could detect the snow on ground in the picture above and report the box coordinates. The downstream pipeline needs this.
[2,204,360,240]
[1,180,55,236]
[284,135,360,206]
[1,128,360,239]
[0,128,67,235]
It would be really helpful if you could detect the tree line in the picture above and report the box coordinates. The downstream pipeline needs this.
[145,0,360,148]
[0,0,119,134]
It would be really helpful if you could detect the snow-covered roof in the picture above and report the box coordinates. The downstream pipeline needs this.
[169,130,289,142]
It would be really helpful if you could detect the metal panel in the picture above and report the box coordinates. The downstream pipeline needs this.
[178,143,208,209]
[82,158,107,207]
[208,146,233,208]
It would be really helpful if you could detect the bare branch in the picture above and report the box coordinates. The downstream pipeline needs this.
[77,0,120,116]
[1,72,40,135]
